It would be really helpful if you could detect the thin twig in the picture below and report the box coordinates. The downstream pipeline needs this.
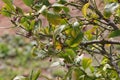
[80,39,120,46]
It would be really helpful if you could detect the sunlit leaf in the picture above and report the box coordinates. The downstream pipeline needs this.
[2,0,14,10]
[1,7,11,17]
[58,49,76,63]
[32,70,41,80]
[104,3,119,18]
[55,42,62,50]
[35,19,42,29]
[43,11,62,25]
[109,30,120,38]
[16,7,23,14]
[23,0,33,6]
[52,3,69,13]
[54,25,66,38]
[82,3,90,17]
[52,3,64,7]
[70,31,84,47]
[40,0,50,6]
[37,5,47,14]
[81,58,92,70]
[58,0,67,4]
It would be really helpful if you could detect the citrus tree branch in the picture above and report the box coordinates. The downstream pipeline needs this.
[80,39,120,46]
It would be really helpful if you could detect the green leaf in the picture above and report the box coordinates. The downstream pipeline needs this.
[63,7,69,13]
[89,66,95,73]
[54,25,66,38]
[82,3,90,17]
[16,7,23,14]
[2,0,14,10]
[52,3,64,7]
[37,5,47,14]
[30,20,35,30]
[70,31,84,47]
[101,57,109,64]
[104,0,118,3]
[52,3,69,13]
[43,11,62,25]
[22,21,30,31]
[103,11,112,18]
[29,70,33,80]
[23,0,33,6]
[32,70,41,80]
[81,58,92,70]
[58,49,76,63]
[35,19,42,29]
[109,30,120,38]
[104,3,119,18]
[40,0,50,6]
[58,0,67,4]
[0,7,11,17]
[72,68,84,80]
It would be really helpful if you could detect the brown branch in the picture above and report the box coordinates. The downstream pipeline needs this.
[80,39,120,46]
[67,1,119,30]
[89,4,119,30]
[108,53,120,77]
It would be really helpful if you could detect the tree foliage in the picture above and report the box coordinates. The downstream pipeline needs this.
[1,0,120,79]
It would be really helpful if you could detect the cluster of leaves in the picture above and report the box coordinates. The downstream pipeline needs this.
[1,0,120,80]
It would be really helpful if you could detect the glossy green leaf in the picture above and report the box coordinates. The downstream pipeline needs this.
[58,49,76,63]
[104,0,118,3]
[52,3,64,7]
[0,8,11,17]
[37,5,47,14]
[72,68,84,80]
[104,3,119,18]
[43,11,62,25]
[70,31,84,47]
[40,0,50,6]
[109,30,120,38]
[2,0,14,10]
[32,70,41,80]
[103,11,112,18]
[89,66,95,73]
[58,0,67,4]
[54,25,66,38]
[20,17,28,23]
[81,58,92,70]
[22,21,30,31]
[16,7,23,14]
[52,3,69,13]
[23,0,33,6]
[30,20,35,30]
[63,7,70,13]
[35,19,42,29]
[101,57,109,64]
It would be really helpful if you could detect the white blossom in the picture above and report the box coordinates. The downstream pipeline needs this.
[13,76,26,80]
[74,54,84,64]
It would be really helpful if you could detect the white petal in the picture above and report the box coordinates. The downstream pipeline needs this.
[50,62,60,67]
[13,76,26,80]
